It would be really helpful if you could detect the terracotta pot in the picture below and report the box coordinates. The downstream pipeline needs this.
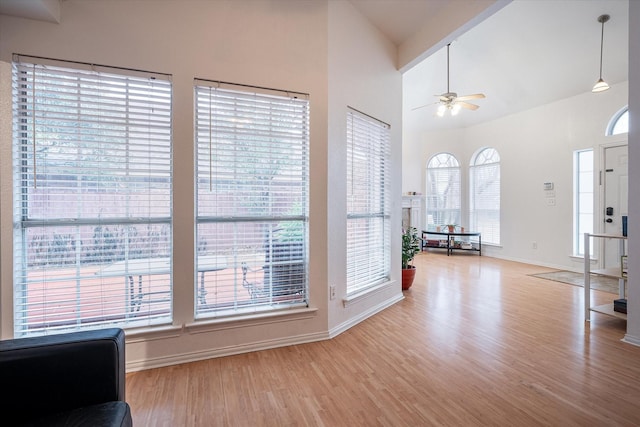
[402,266,416,290]
[447,225,455,233]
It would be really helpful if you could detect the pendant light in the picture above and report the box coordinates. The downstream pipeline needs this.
[592,14,610,93]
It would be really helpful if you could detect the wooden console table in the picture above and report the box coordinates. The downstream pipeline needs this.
[421,230,482,256]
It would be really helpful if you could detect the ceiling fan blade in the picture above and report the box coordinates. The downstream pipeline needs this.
[458,102,479,110]
[455,93,485,102]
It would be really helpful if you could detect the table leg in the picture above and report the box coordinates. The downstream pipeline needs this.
[128,275,139,313]
[199,271,207,305]
[619,278,625,299]
[584,234,591,322]
[128,276,134,313]
[136,275,143,312]
[128,275,143,312]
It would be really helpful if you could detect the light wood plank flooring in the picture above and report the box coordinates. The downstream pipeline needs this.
[126,253,640,426]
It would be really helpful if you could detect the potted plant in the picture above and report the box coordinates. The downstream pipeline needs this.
[402,227,421,290]
[443,224,457,233]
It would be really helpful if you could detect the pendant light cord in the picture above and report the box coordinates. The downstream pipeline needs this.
[599,18,605,79]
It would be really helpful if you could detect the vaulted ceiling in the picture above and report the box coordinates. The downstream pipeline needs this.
[2,0,629,132]
[0,0,61,23]
[351,0,629,131]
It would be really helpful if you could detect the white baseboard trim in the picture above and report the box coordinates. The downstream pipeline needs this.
[486,253,578,273]
[622,334,640,347]
[126,329,331,372]
[126,293,404,372]
[328,293,404,338]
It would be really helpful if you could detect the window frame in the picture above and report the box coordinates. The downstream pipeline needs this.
[573,149,594,256]
[426,152,461,228]
[346,107,391,295]
[11,56,173,337]
[469,147,501,246]
[607,106,629,136]
[193,79,310,319]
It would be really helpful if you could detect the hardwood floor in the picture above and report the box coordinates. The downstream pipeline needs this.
[126,253,640,426]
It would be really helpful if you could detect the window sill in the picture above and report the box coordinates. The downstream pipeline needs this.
[184,306,318,334]
[125,324,183,343]
[343,280,397,308]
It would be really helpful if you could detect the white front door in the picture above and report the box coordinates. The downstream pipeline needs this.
[602,144,628,269]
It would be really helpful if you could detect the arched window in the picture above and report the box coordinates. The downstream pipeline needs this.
[426,153,461,228]
[607,107,629,136]
[470,148,500,245]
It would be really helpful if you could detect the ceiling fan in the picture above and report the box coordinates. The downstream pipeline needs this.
[413,42,485,117]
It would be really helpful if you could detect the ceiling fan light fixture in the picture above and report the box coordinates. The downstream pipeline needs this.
[592,14,610,93]
[412,42,485,116]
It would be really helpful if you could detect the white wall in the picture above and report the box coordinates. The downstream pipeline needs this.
[403,81,628,271]
[0,61,10,326]
[624,0,639,345]
[0,0,403,370]
[327,1,404,333]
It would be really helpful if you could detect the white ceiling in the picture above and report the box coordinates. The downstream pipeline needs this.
[349,0,453,46]
[0,0,61,23]
[2,0,629,133]
[352,0,629,132]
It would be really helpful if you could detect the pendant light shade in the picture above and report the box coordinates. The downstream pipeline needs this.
[592,14,610,93]
[592,78,609,93]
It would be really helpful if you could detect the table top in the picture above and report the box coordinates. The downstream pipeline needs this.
[422,230,481,237]
[98,255,227,276]
[586,233,627,239]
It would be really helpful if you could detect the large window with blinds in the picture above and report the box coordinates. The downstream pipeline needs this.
[194,80,309,318]
[470,147,500,245]
[426,153,461,227]
[12,57,172,336]
[346,108,391,294]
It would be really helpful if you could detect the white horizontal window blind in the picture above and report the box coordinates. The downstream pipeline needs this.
[470,148,500,245]
[346,108,391,294]
[426,153,461,227]
[12,57,172,336]
[194,80,309,318]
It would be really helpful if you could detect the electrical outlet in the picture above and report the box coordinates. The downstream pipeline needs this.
[532,242,537,249]
[330,285,336,300]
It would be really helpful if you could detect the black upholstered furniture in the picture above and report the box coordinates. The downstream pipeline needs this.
[0,328,132,427]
